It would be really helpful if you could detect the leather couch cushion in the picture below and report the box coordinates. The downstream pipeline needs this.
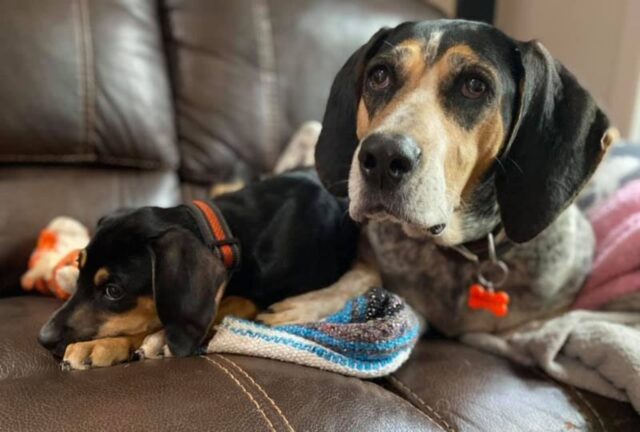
[2,295,637,431]
[384,338,640,431]
[167,0,444,184]
[0,167,181,296]
[0,0,177,169]
[0,297,61,380]
[0,296,439,431]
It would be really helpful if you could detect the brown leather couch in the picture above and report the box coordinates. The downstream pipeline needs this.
[0,1,638,430]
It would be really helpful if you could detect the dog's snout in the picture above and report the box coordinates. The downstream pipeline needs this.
[359,134,421,188]
[38,320,63,351]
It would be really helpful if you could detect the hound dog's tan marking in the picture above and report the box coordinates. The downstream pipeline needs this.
[210,180,246,198]
[461,108,505,197]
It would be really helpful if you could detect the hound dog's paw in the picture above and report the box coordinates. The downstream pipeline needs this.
[61,334,145,370]
[134,330,172,360]
[257,263,377,326]
[209,180,246,198]
[257,291,345,326]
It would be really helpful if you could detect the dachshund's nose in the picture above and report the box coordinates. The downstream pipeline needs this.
[38,320,63,351]
[358,134,421,189]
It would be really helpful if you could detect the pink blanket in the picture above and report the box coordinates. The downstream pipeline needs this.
[573,179,640,310]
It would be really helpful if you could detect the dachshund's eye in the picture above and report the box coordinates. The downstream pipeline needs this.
[461,77,487,99]
[367,65,390,90]
[104,284,125,301]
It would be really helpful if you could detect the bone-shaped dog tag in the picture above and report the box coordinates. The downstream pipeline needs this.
[467,283,510,317]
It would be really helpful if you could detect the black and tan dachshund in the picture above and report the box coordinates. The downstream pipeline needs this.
[38,169,359,369]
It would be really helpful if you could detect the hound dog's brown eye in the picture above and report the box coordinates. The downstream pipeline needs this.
[104,284,125,301]
[461,77,487,99]
[367,65,390,90]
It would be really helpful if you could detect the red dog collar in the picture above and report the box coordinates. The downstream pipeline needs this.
[188,200,241,271]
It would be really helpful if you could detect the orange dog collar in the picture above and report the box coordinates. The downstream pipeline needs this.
[189,200,241,271]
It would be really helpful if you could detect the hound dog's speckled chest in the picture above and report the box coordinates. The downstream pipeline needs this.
[366,206,595,335]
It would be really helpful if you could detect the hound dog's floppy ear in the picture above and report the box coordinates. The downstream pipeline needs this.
[150,227,226,357]
[496,41,618,243]
[315,27,393,196]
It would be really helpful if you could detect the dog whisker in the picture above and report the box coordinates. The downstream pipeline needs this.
[493,156,507,174]
[326,178,349,191]
[506,157,524,175]
[458,196,470,210]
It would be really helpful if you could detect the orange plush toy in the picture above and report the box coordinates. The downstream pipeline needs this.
[21,217,90,300]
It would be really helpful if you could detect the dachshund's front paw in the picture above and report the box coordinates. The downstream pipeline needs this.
[62,335,144,370]
[134,330,171,360]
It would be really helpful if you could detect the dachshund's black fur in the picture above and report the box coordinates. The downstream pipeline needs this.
[39,169,359,358]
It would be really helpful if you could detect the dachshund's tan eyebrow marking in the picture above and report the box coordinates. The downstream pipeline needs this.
[78,249,87,268]
[94,267,110,286]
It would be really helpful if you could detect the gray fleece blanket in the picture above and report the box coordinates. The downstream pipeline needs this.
[463,144,640,413]
[462,311,640,410]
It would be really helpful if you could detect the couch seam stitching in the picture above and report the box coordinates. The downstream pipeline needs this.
[388,375,455,432]
[0,154,165,169]
[252,0,280,169]
[572,388,607,432]
[72,0,84,152]
[203,356,276,432]
[216,355,295,432]
[77,0,97,155]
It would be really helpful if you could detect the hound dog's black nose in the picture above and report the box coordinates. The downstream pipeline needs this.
[359,134,421,189]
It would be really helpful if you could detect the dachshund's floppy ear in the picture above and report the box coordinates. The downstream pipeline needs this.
[315,27,392,196]
[150,227,226,357]
[496,41,618,243]
[96,207,136,229]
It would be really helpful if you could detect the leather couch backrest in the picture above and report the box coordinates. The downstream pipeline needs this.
[0,0,442,182]
[0,0,442,295]
[167,0,441,184]
[0,0,178,170]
